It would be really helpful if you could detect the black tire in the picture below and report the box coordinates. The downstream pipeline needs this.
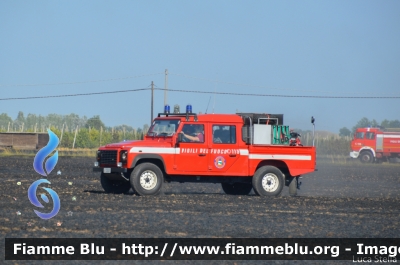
[288,176,297,197]
[130,163,163,196]
[360,151,374,163]
[100,173,131,194]
[221,183,253,195]
[252,166,284,196]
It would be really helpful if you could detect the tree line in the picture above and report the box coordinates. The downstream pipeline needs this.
[0,111,149,133]
[0,112,149,148]
[338,117,400,137]
[1,112,399,155]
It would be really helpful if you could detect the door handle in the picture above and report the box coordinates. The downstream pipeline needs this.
[198,153,206,157]
[229,154,236,157]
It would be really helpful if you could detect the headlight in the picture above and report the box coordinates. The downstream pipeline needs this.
[96,151,101,161]
[120,151,127,162]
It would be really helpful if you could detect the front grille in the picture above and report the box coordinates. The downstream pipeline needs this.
[99,150,118,166]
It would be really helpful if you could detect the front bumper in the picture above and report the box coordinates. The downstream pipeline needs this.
[93,167,127,173]
[350,151,359,159]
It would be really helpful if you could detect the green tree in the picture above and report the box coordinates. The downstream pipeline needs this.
[0,113,12,131]
[14,111,25,131]
[47,113,63,129]
[85,115,105,130]
[381,119,400,129]
[75,128,90,148]
[25,113,38,131]
[339,127,351,137]
[352,117,379,133]
[389,120,400,128]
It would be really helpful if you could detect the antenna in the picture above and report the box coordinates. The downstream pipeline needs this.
[205,96,212,114]
[213,74,217,113]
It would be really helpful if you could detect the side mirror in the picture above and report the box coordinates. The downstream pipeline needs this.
[311,116,315,124]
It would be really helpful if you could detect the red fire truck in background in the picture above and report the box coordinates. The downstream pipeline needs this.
[93,106,316,197]
[350,127,400,163]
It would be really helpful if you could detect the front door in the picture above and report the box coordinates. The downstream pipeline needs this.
[174,123,209,173]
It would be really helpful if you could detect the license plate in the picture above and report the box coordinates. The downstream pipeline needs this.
[103,168,111,173]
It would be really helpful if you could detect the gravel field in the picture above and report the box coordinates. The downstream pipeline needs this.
[1,156,400,265]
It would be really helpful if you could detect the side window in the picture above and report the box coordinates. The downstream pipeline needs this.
[356,132,365,139]
[181,124,204,143]
[213,125,236,144]
[366,132,375,140]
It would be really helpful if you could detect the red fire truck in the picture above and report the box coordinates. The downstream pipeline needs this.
[350,127,400,163]
[93,107,316,196]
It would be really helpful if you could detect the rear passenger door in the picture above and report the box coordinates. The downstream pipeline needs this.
[208,125,240,173]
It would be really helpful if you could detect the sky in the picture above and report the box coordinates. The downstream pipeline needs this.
[1,0,399,133]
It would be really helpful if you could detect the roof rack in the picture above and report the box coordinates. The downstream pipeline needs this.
[157,112,198,122]
[236,113,284,125]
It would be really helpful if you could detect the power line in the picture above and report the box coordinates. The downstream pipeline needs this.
[2,70,398,97]
[153,88,400,99]
[0,73,163,88]
[0,88,149,101]
[1,87,399,101]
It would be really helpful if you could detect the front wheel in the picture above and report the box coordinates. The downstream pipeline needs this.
[360,151,374,163]
[221,183,253,195]
[100,173,131,194]
[130,163,163,196]
[252,166,284,196]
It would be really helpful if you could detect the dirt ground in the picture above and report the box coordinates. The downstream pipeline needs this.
[1,156,400,265]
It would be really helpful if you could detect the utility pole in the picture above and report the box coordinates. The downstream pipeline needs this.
[164,69,168,106]
[151,81,154,124]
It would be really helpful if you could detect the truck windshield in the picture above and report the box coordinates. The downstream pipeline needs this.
[147,119,180,137]
[355,132,365,139]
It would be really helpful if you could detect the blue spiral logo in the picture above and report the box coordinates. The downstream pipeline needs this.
[28,179,60,219]
[33,129,59,176]
[29,129,61,220]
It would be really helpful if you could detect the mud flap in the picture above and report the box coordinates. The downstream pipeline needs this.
[297,177,302,190]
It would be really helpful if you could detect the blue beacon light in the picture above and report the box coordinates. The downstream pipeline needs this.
[186,104,192,113]
[164,104,170,113]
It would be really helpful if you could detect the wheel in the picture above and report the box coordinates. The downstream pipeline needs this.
[252,166,284,196]
[100,173,131,194]
[130,163,163,196]
[360,151,374,163]
[288,176,297,197]
[221,183,253,195]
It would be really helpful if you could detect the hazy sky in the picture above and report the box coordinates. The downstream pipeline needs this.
[1,1,399,133]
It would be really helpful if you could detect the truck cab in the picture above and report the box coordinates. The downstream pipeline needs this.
[93,110,316,196]
[350,127,400,163]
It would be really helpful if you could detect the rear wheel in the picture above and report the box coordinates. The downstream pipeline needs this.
[221,183,253,195]
[360,151,374,163]
[252,166,284,196]
[100,173,131,194]
[130,163,163,196]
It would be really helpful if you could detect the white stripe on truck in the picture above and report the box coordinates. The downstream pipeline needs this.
[130,147,179,154]
[249,154,312,160]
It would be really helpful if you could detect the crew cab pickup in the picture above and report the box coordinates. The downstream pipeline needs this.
[93,111,316,196]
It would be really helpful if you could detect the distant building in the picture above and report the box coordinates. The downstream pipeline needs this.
[0,132,49,149]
